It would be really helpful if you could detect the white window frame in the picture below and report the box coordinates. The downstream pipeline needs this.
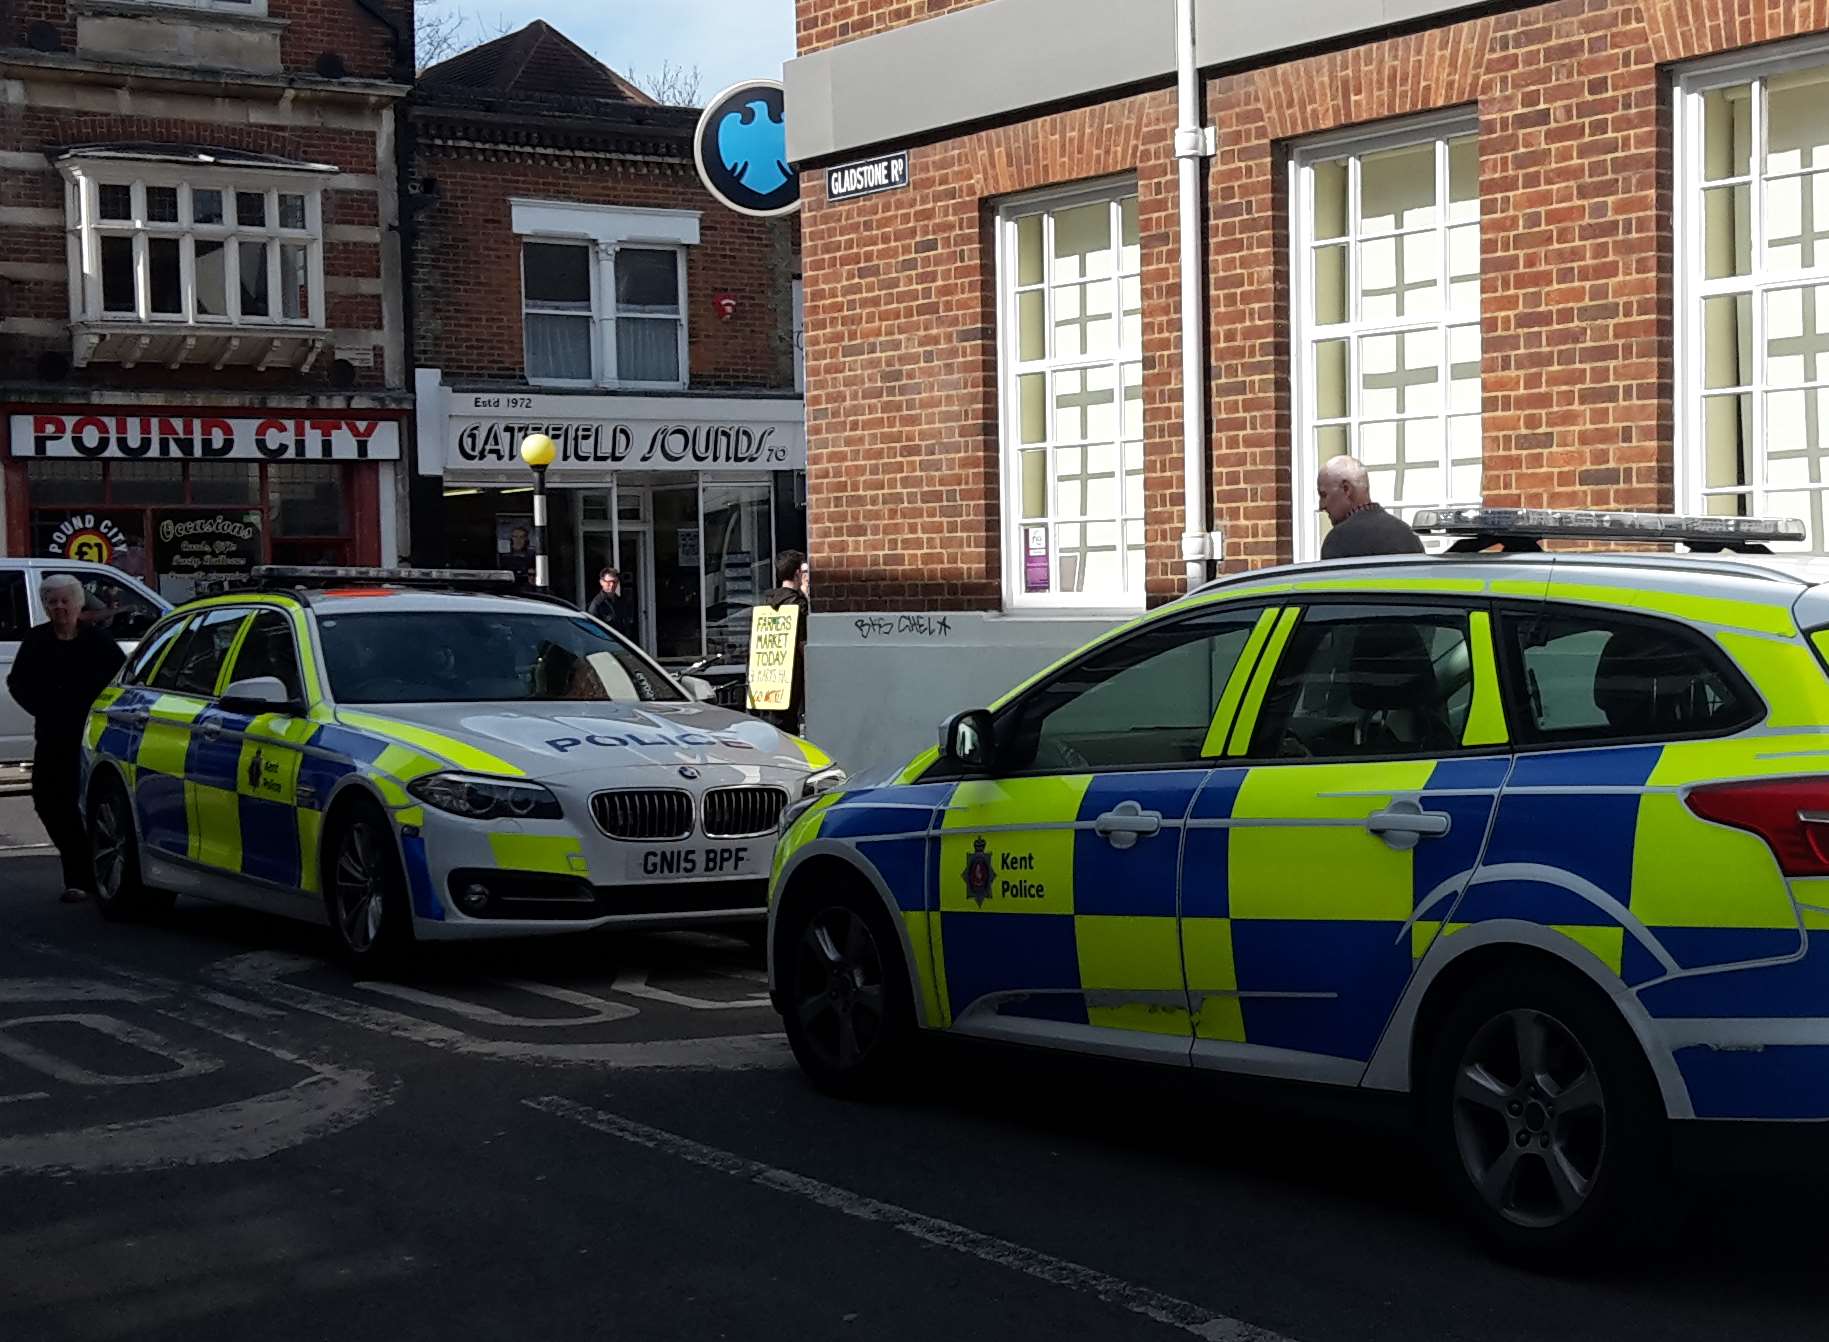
[995,175,1145,614]
[1288,109,1482,561]
[61,161,325,330]
[1675,38,1829,546]
[511,200,697,391]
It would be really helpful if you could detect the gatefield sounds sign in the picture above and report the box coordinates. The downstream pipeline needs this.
[10,414,401,461]
[444,394,807,478]
[746,603,801,713]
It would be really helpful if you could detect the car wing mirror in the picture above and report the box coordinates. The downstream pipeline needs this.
[682,675,716,703]
[220,675,303,717]
[939,708,997,772]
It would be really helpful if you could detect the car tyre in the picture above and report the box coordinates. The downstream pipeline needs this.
[323,800,415,974]
[1422,964,1677,1267]
[89,775,173,922]
[778,885,915,1098]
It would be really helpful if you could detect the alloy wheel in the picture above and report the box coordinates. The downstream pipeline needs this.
[92,793,127,900]
[793,906,887,1071]
[1451,1008,1607,1229]
[334,822,388,953]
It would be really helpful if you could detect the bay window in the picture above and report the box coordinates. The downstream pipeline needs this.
[64,163,325,329]
[1290,114,1482,559]
[997,179,1144,610]
[1680,50,1829,547]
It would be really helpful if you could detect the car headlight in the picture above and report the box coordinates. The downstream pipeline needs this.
[408,773,564,821]
[801,765,847,800]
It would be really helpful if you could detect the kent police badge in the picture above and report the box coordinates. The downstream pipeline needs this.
[963,837,993,907]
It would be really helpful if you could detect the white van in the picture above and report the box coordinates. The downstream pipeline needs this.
[0,559,168,765]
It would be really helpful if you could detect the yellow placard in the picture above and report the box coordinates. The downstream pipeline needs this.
[746,603,801,712]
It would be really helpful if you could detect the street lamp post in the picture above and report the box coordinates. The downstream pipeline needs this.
[518,432,557,589]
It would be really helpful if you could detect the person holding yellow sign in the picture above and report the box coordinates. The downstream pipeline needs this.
[748,550,809,733]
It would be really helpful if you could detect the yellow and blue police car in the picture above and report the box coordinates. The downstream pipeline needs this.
[767,508,1829,1259]
[81,567,842,966]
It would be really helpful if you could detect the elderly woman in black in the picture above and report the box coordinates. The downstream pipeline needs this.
[6,573,125,903]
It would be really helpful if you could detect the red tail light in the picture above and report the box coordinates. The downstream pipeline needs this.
[1684,778,1829,876]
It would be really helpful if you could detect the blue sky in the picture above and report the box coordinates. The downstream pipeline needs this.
[451,2,797,102]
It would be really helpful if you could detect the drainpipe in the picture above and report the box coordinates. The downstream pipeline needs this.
[1174,0,1216,590]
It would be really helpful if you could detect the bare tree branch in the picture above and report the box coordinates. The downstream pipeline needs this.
[632,61,703,107]
[416,5,516,72]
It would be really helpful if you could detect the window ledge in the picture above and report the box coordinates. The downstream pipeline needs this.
[75,0,288,33]
[73,321,330,370]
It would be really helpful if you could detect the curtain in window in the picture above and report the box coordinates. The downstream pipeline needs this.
[526,315,593,381]
[617,318,680,382]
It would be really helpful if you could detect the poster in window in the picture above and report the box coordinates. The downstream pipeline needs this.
[495,514,535,584]
[1024,525,1050,593]
[38,511,138,571]
[153,510,263,601]
[678,528,701,567]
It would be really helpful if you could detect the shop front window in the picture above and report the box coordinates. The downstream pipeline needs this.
[702,482,774,663]
[651,483,704,661]
[22,459,358,595]
[268,464,349,537]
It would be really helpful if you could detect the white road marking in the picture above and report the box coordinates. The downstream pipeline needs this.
[524,1096,1297,1342]
[0,1013,223,1087]
[610,967,772,1012]
[354,978,639,1028]
[210,952,790,1071]
[0,979,155,1005]
[0,966,393,1177]
[196,990,287,1021]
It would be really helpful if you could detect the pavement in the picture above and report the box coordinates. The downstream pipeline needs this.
[1,849,1826,1342]
[0,784,48,853]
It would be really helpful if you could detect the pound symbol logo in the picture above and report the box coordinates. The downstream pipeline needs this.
[963,837,994,908]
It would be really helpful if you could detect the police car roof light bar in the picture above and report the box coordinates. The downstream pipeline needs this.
[1410,507,1807,554]
[245,565,522,595]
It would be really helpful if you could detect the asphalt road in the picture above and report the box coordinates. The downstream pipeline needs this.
[2,834,1826,1342]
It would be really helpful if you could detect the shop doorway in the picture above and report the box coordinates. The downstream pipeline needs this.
[569,475,780,668]
[579,485,653,650]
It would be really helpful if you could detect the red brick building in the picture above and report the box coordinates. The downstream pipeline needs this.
[410,22,805,670]
[0,0,413,599]
[789,0,1829,770]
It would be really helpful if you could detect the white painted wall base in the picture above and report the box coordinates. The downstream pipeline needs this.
[805,610,1126,778]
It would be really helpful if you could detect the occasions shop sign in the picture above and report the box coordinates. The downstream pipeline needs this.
[153,510,263,586]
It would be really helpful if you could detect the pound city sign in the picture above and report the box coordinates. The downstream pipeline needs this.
[11,414,402,461]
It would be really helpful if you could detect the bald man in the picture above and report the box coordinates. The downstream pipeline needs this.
[1317,455,1425,559]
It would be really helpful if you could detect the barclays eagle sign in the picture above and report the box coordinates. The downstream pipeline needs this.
[694,80,801,218]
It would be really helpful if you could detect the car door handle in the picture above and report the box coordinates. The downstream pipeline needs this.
[1366,800,1451,850]
[1094,801,1162,851]
[121,709,150,727]
[196,720,222,741]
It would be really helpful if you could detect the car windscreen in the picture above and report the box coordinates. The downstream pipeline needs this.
[317,609,685,705]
